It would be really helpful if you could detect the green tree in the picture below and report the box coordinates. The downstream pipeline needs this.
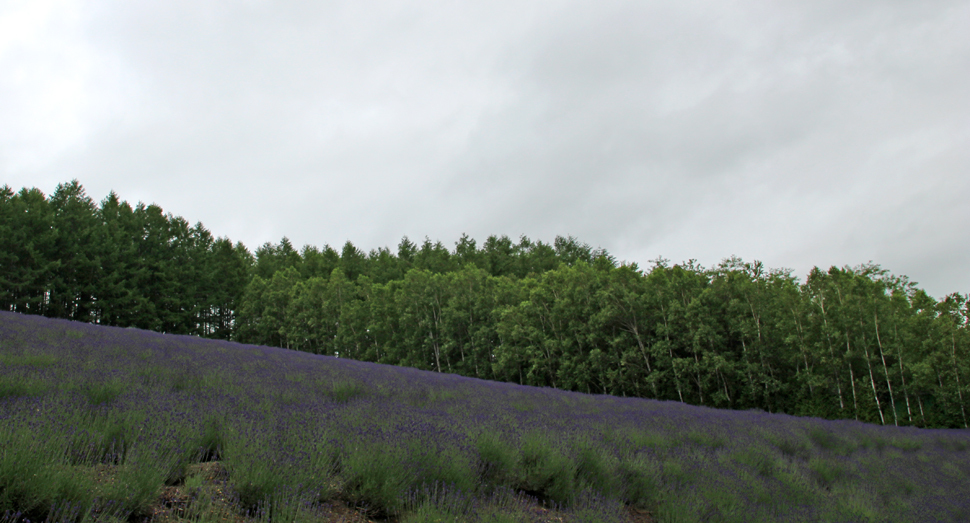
[517,237,559,276]
[934,293,970,428]
[340,241,368,281]
[496,263,612,393]
[397,269,450,372]
[440,265,505,379]
[359,277,401,364]
[596,265,663,398]
[415,238,457,274]
[254,237,302,280]
[47,180,100,322]
[645,261,710,405]
[236,267,302,348]
[204,239,252,339]
[481,235,517,277]
[93,191,148,328]
[301,244,340,280]
[0,186,60,315]
[367,246,405,284]
[453,233,480,268]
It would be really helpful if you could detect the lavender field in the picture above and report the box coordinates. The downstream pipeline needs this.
[1,311,969,523]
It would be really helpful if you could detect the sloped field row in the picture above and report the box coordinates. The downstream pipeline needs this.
[1,311,969,522]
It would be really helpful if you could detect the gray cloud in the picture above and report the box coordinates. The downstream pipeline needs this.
[2,0,968,297]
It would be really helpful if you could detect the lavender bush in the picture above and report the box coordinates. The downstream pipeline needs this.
[1,310,968,522]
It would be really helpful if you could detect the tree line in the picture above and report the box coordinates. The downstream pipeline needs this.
[2,181,968,428]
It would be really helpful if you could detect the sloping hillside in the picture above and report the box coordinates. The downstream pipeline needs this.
[1,310,968,522]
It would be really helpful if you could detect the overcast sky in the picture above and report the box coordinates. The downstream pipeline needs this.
[2,0,968,297]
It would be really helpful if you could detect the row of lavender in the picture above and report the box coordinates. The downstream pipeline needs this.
[1,311,969,522]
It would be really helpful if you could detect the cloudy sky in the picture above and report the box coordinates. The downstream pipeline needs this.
[2,0,968,297]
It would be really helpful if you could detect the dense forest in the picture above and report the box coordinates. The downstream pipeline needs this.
[2,181,968,428]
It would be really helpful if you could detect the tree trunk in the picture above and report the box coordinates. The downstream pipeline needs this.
[693,349,704,405]
[740,337,754,397]
[792,308,813,396]
[951,333,969,428]
[917,394,926,426]
[719,368,732,407]
[844,329,860,420]
[660,301,684,403]
[848,364,860,421]
[893,323,913,423]
[873,311,898,425]
[818,298,845,411]
[859,330,886,425]
[629,322,660,399]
